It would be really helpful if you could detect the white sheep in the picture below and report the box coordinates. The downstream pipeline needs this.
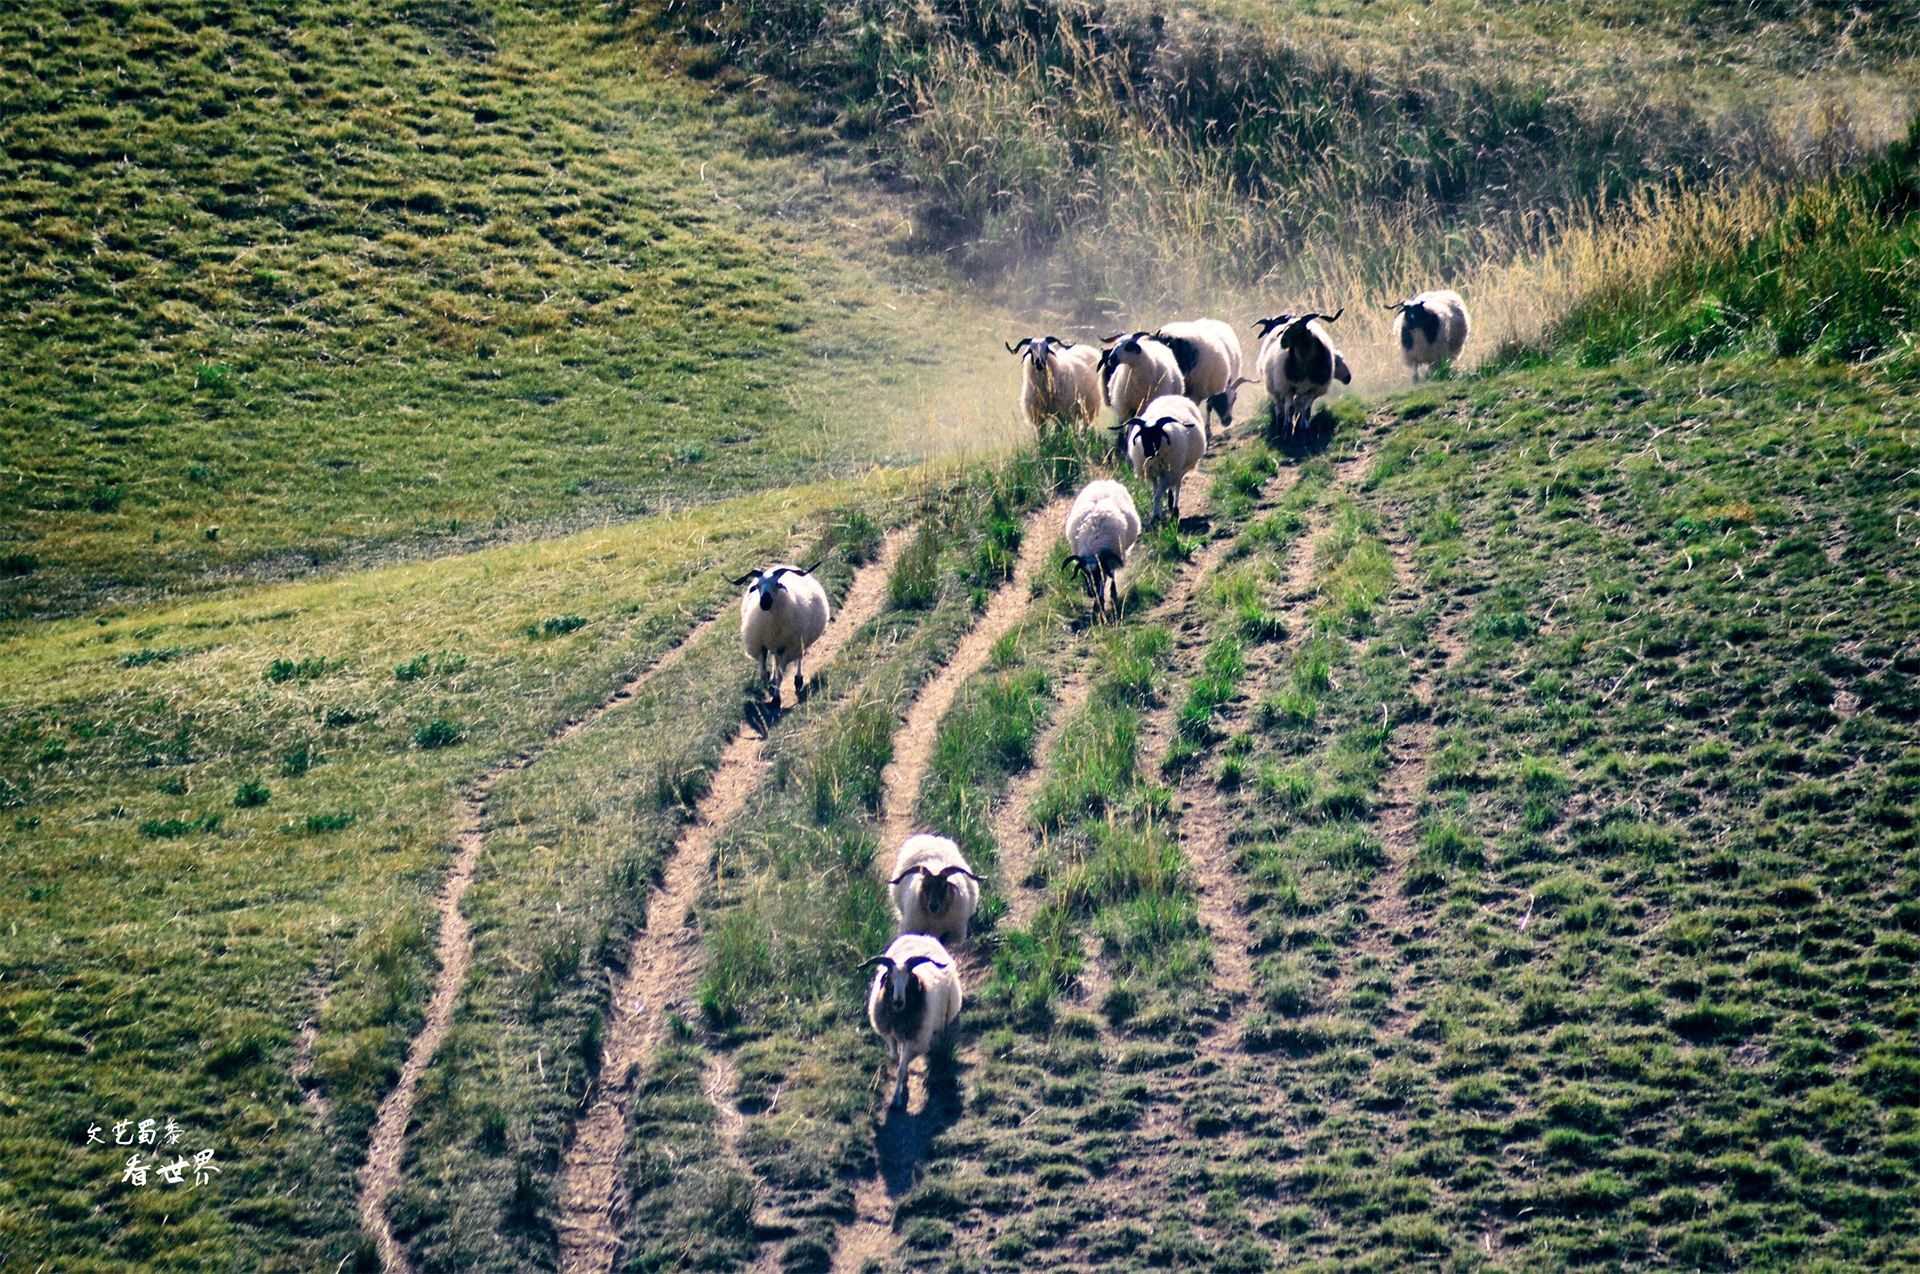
[1008,335,1102,428]
[1122,394,1208,527]
[735,562,830,709]
[1253,309,1352,440]
[1153,318,1244,433]
[888,834,985,947]
[863,933,963,1109]
[1100,332,1184,425]
[1388,290,1471,382]
[1062,479,1142,621]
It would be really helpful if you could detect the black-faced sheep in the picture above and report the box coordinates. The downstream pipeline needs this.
[863,933,963,1109]
[1008,335,1102,428]
[735,562,829,709]
[1122,394,1208,527]
[1387,290,1471,382]
[1253,309,1351,439]
[1063,479,1142,621]
[1099,333,1185,425]
[1152,318,1244,433]
[889,834,985,946]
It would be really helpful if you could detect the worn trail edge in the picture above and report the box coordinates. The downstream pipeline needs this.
[358,599,738,1273]
[557,533,908,1274]
[829,495,1070,1274]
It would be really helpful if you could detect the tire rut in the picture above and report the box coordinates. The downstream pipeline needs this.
[825,497,1071,1274]
[359,597,743,1274]
[556,531,909,1274]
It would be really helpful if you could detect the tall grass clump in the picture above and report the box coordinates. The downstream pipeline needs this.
[1532,115,1920,371]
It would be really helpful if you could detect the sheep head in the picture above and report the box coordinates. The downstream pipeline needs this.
[731,561,821,611]
[890,861,986,916]
[1278,308,1343,352]
[861,953,949,1007]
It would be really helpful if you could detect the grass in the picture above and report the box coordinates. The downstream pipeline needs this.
[0,471,902,1272]
[0,0,1020,620]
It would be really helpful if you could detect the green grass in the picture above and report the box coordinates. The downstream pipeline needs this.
[0,0,1014,620]
[1533,116,1920,372]
[0,473,891,1272]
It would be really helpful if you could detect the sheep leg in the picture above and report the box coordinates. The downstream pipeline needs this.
[794,650,806,703]
[891,1045,911,1108]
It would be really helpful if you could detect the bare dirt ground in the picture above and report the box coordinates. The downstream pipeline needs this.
[358,595,746,1274]
[554,533,908,1274]
[827,497,1074,1274]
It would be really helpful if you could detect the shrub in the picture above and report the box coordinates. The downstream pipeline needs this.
[413,720,464,749]
[234,781,270,808]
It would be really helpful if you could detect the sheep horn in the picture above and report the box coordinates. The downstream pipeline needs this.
[1044,334,1065,346]
[728,569,763,585]
[902,955,950,972]
[1098,332,1127,343]
[859,955,896,972]
[937,865,988,882]
[1006,338,1030,354]
[1385,300,1409,312]
[1317,307,1345,325]
[886,867,928,885]
[797,558,824,576]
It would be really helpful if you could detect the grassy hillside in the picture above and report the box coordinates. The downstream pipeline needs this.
[0,0,1011,619]
[6,0,1920,1270]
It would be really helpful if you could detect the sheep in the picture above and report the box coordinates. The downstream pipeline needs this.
[1387,290,1471,382]
[1099,332,1185,425]
[1062,479,1142,620]
[1152,318,1244,433]
[1007,335,1102,428]
[1253,309,1351,440]
[1122,394,1208,527]
[863,933,963,1109]
[734,562,830,710]
[888,834,986,947]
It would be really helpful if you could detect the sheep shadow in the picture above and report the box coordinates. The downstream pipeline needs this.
[1259,405,1342,461]
[872,1052,965,1199]
[741,676,818,739]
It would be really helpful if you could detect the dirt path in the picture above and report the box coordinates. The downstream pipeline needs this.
[825,497,1071,1274]
[876,496,1072,852]
[1350,507,1467,972]
[358,597,746,1274]
[556,534,907,1274]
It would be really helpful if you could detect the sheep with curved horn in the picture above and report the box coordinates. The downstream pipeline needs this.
[1008,334,1102,429]
[1151,318,1244,435]
[1099,332,1184,425]
[888,834,986,946]
[1122,394,1208,527]
[1253,308,1351,440]
[736,560,830,709]
[863,933,964,1109]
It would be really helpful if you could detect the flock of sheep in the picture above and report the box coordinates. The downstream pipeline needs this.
[731,290,1471,1109]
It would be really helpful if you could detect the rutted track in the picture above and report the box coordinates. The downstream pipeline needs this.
[555,532,908,1274]
[829,496,1070,1274]
[358,600,740,1274]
